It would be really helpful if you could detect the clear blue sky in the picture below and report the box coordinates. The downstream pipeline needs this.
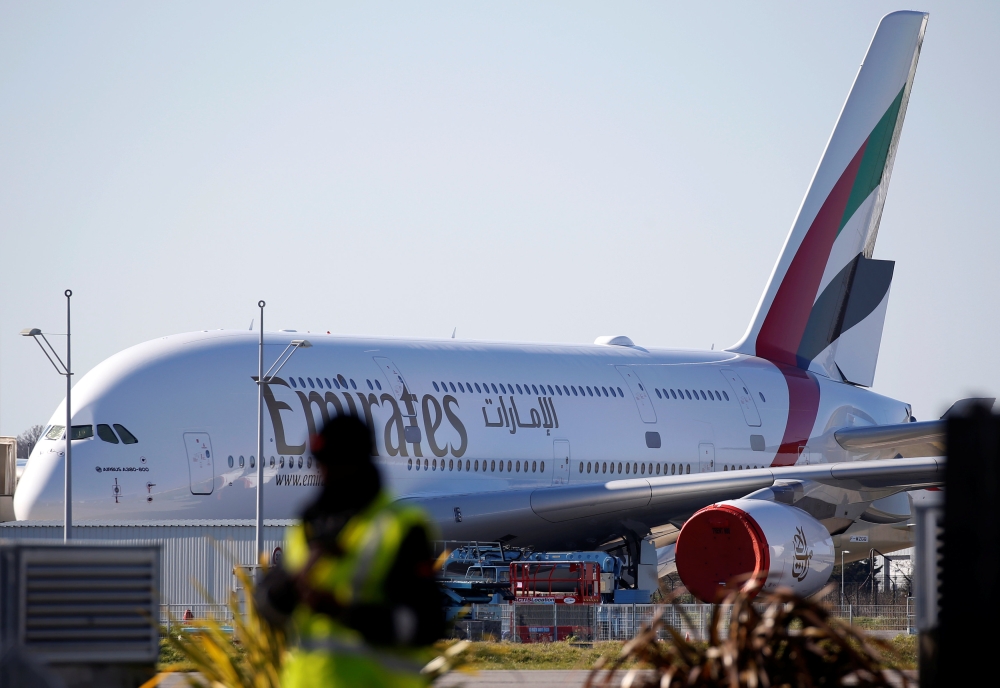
[2,2,998,436]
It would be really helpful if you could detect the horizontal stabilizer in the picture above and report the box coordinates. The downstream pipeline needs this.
[941,397,996,418]
[834,399,998,456]
[835,419,944,453]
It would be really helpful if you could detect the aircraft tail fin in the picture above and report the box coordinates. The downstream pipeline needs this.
[730,11,927,387]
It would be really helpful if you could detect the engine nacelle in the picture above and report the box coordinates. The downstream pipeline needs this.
[675,499,835,602]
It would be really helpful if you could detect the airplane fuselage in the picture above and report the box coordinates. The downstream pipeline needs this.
[15,330,911,522]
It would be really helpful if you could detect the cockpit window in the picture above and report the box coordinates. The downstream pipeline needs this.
[113,424,138,444]
[97,424,119,444]
[45,425,65,440]
[70,425,93,440]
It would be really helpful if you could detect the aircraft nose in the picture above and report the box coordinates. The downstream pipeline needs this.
[13,444,65,520]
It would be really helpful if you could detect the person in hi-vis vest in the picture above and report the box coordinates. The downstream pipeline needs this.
[258,414,445,687]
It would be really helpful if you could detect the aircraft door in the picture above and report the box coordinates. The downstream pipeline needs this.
[373,357,422,444]
[184,433,214,495]
[373,357,408,399]
[699,443,715,473]
[615,366,657,423]
[552,440,571,485]
[720,369,762,426]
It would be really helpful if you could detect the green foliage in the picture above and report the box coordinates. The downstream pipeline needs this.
[159,567,286,688]
[157,570,472,686]
[421,640,473,680]
[158,638,192,671]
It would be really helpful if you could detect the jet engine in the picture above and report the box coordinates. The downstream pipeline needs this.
[674,499,835,602]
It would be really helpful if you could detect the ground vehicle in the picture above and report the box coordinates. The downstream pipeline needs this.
[510,561,601,604]
[510,561,601,642]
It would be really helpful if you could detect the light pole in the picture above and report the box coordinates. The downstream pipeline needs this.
[21,289,73,542]
[254,300,311,568]
[841,549,850,607]
[256,301,264,568]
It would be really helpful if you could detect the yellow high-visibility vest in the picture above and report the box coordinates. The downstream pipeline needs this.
[281,492,434,688]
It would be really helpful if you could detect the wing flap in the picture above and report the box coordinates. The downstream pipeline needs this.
[530,479,651,523]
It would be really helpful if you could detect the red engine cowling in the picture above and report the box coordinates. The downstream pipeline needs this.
[675,499,835,602]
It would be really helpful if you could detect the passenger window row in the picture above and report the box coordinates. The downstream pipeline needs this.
[287,373,632,401]
[408,457,545,474]
[273,455,307,469]
[432,381,626,399]
[580,460,691,476]
[282,375,745,408]
[724,464,762,471]
[226,455,309,470]
[404,456,694,477]
[655,387,729,402]
[227,455,258,469]
[42,424,138,444]
[289,375,382,392]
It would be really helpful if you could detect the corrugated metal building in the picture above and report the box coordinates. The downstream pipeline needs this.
[0,520,294,605]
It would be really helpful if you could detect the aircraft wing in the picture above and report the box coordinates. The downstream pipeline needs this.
[402,456,943,550]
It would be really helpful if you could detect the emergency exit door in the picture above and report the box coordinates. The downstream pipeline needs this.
[699,443,716,473]
[615,366,657,423]
[720,369,762,426]
[184,433,215,495]
[552,440,571,485]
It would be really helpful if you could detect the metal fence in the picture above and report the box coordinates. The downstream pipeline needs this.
[160,603,233,633]
[826,602,915,635]
[459,600,916,642]
[157,599,915,641]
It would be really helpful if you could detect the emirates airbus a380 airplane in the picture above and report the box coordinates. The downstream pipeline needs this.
[15,12,947,601]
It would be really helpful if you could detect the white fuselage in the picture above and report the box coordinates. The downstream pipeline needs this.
[15,330,910,521]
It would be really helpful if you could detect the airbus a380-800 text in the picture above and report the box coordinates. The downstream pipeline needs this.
[15,11,949,601]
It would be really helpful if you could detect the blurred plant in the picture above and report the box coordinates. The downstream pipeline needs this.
[421,640,473,681]
[585,584,909,688]
[154,562,470,687]
[158,567,285,688]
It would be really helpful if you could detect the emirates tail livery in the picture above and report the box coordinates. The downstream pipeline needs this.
[16,12,944,600]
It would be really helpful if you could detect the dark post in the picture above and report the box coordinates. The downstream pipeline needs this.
[923,404,1000,687]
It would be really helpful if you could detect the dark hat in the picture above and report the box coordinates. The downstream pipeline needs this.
[310,414,374,469]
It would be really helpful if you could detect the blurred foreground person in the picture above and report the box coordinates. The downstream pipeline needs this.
[258,414,445,687]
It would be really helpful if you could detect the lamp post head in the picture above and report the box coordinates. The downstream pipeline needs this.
[291,339,312,348]
[20,328,41,337]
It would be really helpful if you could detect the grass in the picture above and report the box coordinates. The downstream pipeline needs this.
[157,638,634,672]
[886,634,917,669]
[158,638,192,670]
[455,641,637,670]
[158,636,919,672]
[157,639,637,672]
[459,637,917,671]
